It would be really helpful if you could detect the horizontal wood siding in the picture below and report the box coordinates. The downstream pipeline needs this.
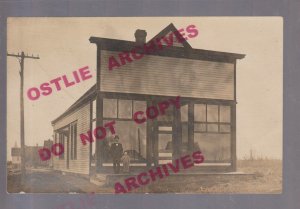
[52,103,90,175]
[100,50,234,100]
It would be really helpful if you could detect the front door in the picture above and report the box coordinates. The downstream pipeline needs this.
[154,101,175,165]
[157,123,173,165]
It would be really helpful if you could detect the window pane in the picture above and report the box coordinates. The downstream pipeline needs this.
[133,101,147,113]
[181,104,188,122]
[207,105,218,122]
[158,134,173,153]
[220,105,231,122]
[103,120,147,163]
[103,99,117,118]
[207,124,218,132]
[194,104,206,122]
[194,123,206,132]
[220,124,231,133]
[194,133,231,162]
[118,99,132,119]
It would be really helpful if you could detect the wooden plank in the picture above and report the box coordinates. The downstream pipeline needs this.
[100,50,235,100]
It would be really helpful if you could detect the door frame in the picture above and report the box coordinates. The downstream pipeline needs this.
[155,121,173,165]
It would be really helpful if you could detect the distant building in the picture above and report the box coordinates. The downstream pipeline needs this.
[43,139,54,167]
[11,142,21,169]
[11,139,54,168]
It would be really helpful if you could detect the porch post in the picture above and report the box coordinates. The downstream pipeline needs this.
[231,103,237,171]
[95,45,103,173]
[89,101,93,174]
[173,102,182,161]
[146,108,153,167]
[188,102,194,153]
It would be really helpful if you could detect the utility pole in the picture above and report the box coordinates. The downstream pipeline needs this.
[7,51,39,186]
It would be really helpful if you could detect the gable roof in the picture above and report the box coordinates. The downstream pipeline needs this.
[90,23,245,63]
[148,23,192,49]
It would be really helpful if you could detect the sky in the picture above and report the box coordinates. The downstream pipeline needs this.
[7,17,282,161]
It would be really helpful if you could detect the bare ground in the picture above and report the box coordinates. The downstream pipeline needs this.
[137,159,282,194]
[7,159,282,194]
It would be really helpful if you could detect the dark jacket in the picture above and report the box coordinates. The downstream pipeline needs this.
[110,143,123,159]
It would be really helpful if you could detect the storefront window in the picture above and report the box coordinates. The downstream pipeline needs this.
[207,124,218,132]
[194,133,231,162]
[220,105,231,122]
[103,98,117,118]
[194,103,231,133]
[118,99,132,119]
[133,101,147,113]
[207,105,218,122]
[193,103,232,163]
[181,104,188,122]
[103,120,147,164]
[194,104,206,122]
[194,123,206,132]
[103,99,147,120]
[220,124,231,133]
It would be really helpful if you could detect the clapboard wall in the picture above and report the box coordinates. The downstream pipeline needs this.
[52,103,90,175]
[100,50,235,100]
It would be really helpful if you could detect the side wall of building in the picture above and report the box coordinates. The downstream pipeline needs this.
[52,103,91,175]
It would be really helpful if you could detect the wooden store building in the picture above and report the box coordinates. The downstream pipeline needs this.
[51,23,245,176]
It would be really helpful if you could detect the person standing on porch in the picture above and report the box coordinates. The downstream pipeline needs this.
[110,135,123,174]
[121,152,131,173]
